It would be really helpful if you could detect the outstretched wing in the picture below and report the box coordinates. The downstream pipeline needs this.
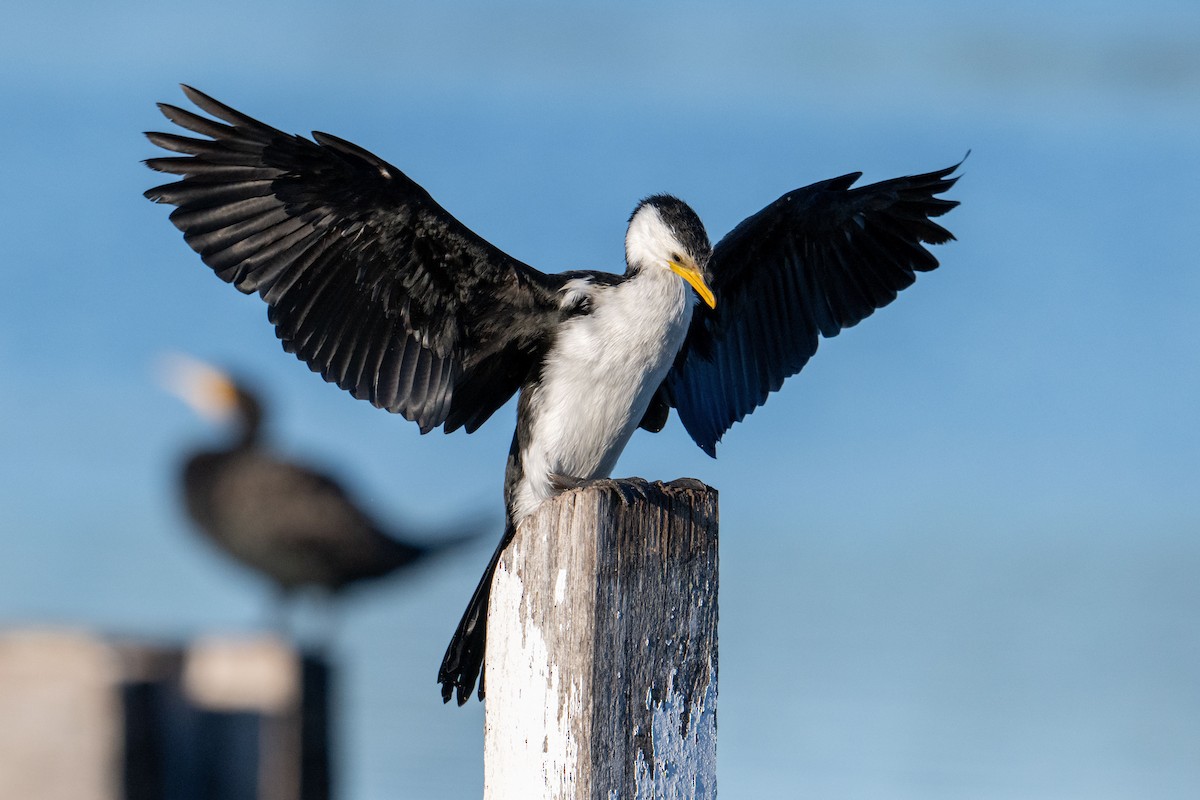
[145,86,563,433]
[666,162,962,455]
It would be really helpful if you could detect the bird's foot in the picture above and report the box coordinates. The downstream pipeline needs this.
[548,472,589,492]
[549,475,670,505]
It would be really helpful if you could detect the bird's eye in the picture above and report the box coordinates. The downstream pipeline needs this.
[671,252,682,264]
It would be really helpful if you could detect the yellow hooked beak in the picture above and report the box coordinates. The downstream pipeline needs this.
[668,259,716,309]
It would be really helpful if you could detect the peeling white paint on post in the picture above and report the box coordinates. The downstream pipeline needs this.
[628,671,717,800]
[484,478,718,800]
[484,541,586,798]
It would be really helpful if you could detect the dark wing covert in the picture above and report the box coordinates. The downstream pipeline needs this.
[666,162,962,455]
[145,86,562,433]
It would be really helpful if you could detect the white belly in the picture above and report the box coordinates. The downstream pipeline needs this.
[511,273,693,522]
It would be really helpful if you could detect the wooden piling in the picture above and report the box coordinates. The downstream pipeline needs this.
[0,630,330,800]
[483,478,718,800]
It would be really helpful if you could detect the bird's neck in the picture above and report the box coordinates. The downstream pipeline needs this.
[231,409,262,450]
[617,265,694,337]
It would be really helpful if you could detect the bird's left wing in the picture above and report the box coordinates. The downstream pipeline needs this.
[665,162,961,456]
[145,86,564,434]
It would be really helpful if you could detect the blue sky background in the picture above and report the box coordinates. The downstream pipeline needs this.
[1,2,1198,798]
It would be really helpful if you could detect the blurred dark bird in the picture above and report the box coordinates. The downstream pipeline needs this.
[160,354,484,611]
[145,86,961,703]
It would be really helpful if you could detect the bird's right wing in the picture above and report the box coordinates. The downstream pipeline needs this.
[666,162,961,455]
[146,86,564,433]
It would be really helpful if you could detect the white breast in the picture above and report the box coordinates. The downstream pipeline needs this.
[511,270,693,522]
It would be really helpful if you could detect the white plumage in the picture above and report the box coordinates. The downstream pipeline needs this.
[512,258,694,522]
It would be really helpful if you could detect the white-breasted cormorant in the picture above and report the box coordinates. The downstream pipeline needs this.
[145,86,961,703]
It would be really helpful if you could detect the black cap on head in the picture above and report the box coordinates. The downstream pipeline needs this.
[635,195,712,266]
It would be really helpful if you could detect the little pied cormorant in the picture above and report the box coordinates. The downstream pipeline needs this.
[161,354,484,610]
[144,86,961,704]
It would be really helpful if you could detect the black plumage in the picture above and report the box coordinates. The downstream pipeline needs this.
[145,86,961,703]
[667,168,959,454]
[145,91,569,436]
[163,356,482,601]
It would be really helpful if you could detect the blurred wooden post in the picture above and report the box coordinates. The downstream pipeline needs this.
[0,630,330,800]
[484,478,719,800]
[0,630,121,800]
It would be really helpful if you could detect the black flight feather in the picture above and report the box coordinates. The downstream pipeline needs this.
[665,160,962,456]
[145,85,565,434]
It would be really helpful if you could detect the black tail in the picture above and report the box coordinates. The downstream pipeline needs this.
[438,521,514,705]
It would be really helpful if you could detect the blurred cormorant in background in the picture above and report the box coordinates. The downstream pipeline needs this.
[160,354,484,616]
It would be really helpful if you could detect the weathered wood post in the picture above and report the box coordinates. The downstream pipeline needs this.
[484,478,718,800]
